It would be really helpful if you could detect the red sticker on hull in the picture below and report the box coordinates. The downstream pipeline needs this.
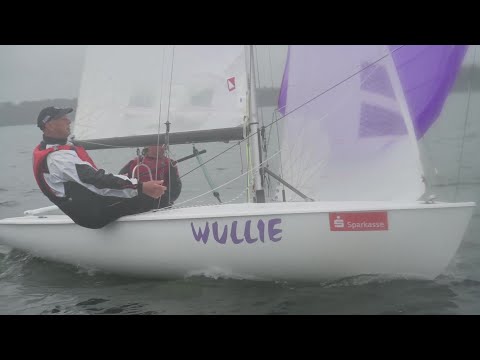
[329,211,388,231]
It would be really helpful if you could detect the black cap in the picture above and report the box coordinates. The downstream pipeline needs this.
[37,106,73,129]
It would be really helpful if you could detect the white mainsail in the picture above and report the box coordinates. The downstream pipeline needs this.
[73,45,247,146]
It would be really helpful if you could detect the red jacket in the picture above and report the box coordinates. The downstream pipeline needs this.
[119,155,182,203]
[33,143,97,200]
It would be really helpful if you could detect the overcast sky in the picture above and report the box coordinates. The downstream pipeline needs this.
[0,45,87,103]
[0,45,292,105]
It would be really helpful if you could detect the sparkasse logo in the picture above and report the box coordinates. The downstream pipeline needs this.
[329,211,389,231]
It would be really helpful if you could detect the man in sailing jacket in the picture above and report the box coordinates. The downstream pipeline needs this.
[33,106,167,229]
[119,144,182,209]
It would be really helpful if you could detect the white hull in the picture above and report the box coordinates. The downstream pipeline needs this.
[0,201,475,281]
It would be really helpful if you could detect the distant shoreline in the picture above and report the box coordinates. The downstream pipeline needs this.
[0,98,77,127]
[1,66,476,128]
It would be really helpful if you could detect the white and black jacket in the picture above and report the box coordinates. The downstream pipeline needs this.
[35,136,148,229]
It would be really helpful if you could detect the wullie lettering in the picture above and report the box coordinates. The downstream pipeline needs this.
[191,218,282,244]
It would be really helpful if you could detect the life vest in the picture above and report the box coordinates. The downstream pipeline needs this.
[128,156,177,183]
[32,143,97,201]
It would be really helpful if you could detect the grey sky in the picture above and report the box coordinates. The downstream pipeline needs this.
[0,45,86,103]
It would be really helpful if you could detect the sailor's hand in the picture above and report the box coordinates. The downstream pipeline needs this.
[142,180,167,199]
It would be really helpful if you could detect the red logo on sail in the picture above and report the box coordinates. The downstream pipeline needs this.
[329,211,388,231]
[227,77,236,92]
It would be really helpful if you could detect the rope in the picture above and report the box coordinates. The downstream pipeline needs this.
[154,187,249,213]
[71,140,127,148]
[154,46,167,181]
[173,149,281,208]
[274,110,285,195]
[166,46,176,206]
[154,46,167,210]
[156,46,176,209]
[239,141,244,174]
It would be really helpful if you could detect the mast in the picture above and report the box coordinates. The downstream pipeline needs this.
[245,45,265,203]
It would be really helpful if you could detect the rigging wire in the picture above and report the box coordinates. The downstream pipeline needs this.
[180,46,406,179]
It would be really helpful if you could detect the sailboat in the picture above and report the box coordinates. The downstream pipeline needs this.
[0,45,475,282]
